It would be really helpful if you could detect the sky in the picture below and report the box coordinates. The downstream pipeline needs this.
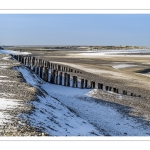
[0,14,150,46]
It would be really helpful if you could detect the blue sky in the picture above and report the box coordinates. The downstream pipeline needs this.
[0,14,150,46]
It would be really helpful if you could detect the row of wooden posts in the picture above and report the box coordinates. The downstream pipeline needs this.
[12,54,141,97]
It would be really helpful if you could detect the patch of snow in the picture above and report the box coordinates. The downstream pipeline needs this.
[0,80,16,82]
[17,66,150,136]
[0,98,23,125]
[0,66,9,69]
[0,76,8,78]
[2,56,11,60]
[67,49,150,58]
[112,64,137,69]
[0,93,15,97]
[0,49,31,55]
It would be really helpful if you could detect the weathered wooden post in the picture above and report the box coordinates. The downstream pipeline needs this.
[45,61,48,68]
[58,65,61,71]
[42,60,44,67]
[47,62,50,69]
[109,87,112,91]
[50,69,55,84]
[58,71,62,85]
[75,76,78,87]
[81,79,84,89]
[35,58,38,67]
[66,67,68,72]
[44,67,48,82]
[39,59,42,67]
[17,55,20,61]
[72,76,78,88]
[106,86,109,91]
[98,83,101,89]
[67,74,70,86]
[93,82,95,88]
[40,66,43,79]
[116,89,119,93]
[50,63,53,69]
[24,57,26,65]
[72,76,75,87]
[55,71,58,84]
[85,79,88,88]
[90,81,93,88]
[27,56,30,68]
[63,73,67,86]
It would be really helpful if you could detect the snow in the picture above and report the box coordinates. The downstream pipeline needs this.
[112,64,137,69]
[17,67,102,136]
[16,66,150,136]
[2,56,11,60]
[0,76,8,78]
[67,49,150,58]
[0,80,16,82]
[0,49,31,55]
[0,98,23,125]
[77,49,150,56]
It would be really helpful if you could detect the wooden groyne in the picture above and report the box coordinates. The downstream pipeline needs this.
[12,54,143,98]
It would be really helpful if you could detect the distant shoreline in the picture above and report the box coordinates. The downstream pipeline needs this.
[1,45,148,52]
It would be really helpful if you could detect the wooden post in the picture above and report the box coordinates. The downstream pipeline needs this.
[40,66,43,78]
[76,76,78,87]
[109,87,112,91]
[106,86,109,91]
[90,81,93,88]
[17,55,20,61]
[58,65,61,71]
[55,70,58,84]
[59,71,62,85]
[72,76,75,87]
[47,62,50,68]
[98,83,101,89]
[85,79,88,88]
[64,73,67,86]
[44,67,48,82]
[93,82,95,88]
[50,69,55,84]
[81,79,84,89]
[67,74,70,86]
[24,57,26,65]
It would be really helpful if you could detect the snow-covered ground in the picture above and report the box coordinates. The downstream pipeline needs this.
[16,66,150,136]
